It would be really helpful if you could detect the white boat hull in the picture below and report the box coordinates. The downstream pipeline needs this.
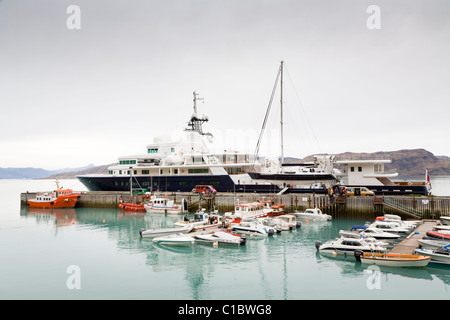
[145,207,182,214]
[415,248,450,265]
[153,234,194,246]
[440,216,450,225]
[359,255,431,267]
[139,225,193,238]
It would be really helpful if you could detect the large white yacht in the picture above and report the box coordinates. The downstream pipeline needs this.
[77,92,331,194]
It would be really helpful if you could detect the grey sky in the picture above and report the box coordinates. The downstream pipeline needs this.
[0,0,449,169]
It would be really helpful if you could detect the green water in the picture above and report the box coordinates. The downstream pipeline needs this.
[1,179,450,300]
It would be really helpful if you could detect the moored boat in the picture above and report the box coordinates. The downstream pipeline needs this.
[418,239,450,250]
[294,208,332,221]
[230,219,275,237]
[440,216,450,226]
[174,210,224,230]
[119,200,146,212]
[354,251,431,267]
[315,237,387,256]
[353,226,401,239]
[152,233,195,246]
[426,230,450,240]
[144,196,186,214]
[415,245,450,265]
[139,224,193,238]
[27,181,80,208]
[195,231,246,246]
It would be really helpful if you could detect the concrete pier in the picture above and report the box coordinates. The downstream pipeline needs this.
[390,220,438,255]
[20,191,450,220]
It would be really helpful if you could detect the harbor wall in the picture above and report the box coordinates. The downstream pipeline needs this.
[20,191,450,219]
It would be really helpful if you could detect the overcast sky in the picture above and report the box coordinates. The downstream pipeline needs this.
[0,0,449,170]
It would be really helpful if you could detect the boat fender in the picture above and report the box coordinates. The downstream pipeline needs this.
[315,241,323,251]
[354,250,363,262]
[139,228,145,237]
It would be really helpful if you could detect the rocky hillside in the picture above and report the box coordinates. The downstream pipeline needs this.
[299,149,450,176]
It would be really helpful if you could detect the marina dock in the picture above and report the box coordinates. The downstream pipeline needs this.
[390,220,438,255]
[20,191,450,220]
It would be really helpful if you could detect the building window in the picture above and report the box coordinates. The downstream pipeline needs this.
[358,167,362,172]
[350,167,354,172]
[171,148,175,153]
[148,148,158,153]
[188,168,209,174]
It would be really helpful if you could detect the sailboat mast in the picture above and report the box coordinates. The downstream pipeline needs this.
[280,61,284,165]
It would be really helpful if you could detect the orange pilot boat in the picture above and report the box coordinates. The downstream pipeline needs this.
[27,182,80,208]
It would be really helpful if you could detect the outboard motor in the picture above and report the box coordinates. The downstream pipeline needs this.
[354,250,363,262]
[267,228,275,236]
[315,241,323,251]
[139,228,145,237]
[296,221,302,228]
[240,235,247,245]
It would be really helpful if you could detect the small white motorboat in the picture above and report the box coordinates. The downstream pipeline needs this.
[418,239,450,250]
[415,245,450,265]
[139,224,193,238]
[294,208,331,221]
[368,220,409,233]
[315,237,386,256]
[440,216,450,226]
[338,230,389,248]
[153,233,195,246]
[174,210,223,230]
[347,225,401,239]
[230,219,275,237]
[355,251,431,267]
[433,225,450,232]
[144,197,186,214]
[195,231,246,246]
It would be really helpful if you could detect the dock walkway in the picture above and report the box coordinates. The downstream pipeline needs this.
[390,220,438,255]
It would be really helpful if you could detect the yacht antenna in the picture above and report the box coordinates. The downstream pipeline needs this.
[280,61,284,165]
[185,91,211,136]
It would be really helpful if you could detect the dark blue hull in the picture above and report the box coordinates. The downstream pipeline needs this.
[76,175,328,194]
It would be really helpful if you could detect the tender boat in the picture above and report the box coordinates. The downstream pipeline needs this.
[354,251,431,267]
[315,237,387,256]
[294,208,332,221]
[230,219,275,237]
[415,245,450,265]
[195,231,246,246]
[276,214,302,229]
[433,225,450,232]
[27,181,80,208]
[426,231,450,240]
[174,210,223,230]
[139,224,193,238]
[418,239,450,250]
[375,215,420,229]
[368,220,409,233]
[440,216,450,226]
[338,230,389,248]
[152,233,195,246]
[352,226,401,239]
[119,200,146,212]
[144,196,186,214]
[262,200,286,217]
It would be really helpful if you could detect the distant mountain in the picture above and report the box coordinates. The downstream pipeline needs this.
[0,164,95,179]
[296,149,450,176]
[46,164,113,179]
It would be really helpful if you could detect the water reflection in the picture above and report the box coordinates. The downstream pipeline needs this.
[19,206,450,298]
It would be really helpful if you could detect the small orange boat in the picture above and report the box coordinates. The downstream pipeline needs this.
[118,199,146,212]
[27,182,80,208]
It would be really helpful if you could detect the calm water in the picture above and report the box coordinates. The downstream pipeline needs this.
[1,177,450,300]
